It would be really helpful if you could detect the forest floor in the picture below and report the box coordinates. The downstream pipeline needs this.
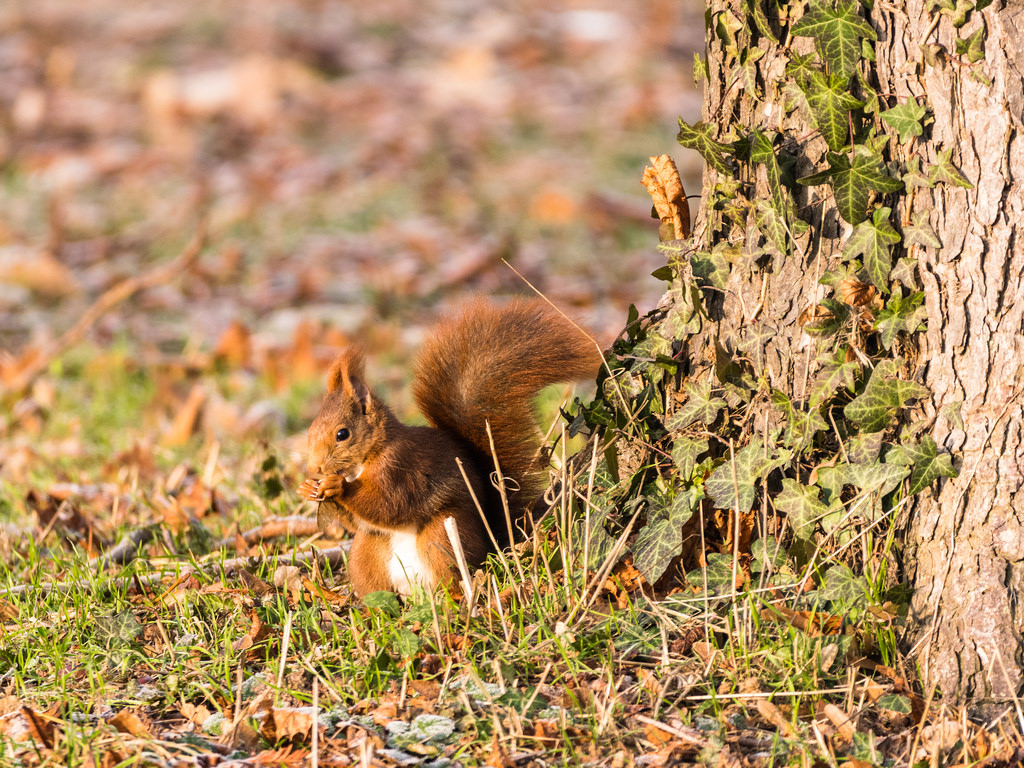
[1,0,1022,766]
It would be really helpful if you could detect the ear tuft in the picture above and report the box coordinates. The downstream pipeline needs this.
[326,347,367,396]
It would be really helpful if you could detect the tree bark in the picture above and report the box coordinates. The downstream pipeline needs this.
[686,0,1024,702]
[879,2,1024,703]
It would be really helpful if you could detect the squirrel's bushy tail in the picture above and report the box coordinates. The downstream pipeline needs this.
[413,297,601,541]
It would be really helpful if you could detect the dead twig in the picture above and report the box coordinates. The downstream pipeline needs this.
[216,515,320,550]
[3,221,207,395]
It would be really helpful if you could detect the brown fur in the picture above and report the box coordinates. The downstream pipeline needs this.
[300,297,600,598]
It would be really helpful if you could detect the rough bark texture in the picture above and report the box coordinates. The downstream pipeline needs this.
[876,2,1024,703]
[689,0,1023,702]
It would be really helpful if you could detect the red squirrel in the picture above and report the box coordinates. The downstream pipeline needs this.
[297,298,600,597]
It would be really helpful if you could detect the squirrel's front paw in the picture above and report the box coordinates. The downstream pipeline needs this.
[298,475,344,501]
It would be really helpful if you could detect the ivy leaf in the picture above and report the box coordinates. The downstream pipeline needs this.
[677,120,733,175]
[691,246,732,290]
[798,150,904,224]
[751,537,788,575]
[705,439,788,513]
[732,45,766,95]
[693,53,709,83]
[819,563,866,604]
[803,297,851,338]
[672,437,709,480]
[688,552,737,593]
[877,694,913,714]
[738,322,776,372]
[802,70,864,151]
[875,290,928,349]
[844,207,901,292]
[902,157,934,189]
[775,478,833,539]
[750,130,792,228]
[902,435,958,494]
[632,487,704,584]
[790,0,878,78]
[668,379,727,430]
[890,257,919,290]
[847,430,885,465]
[747,0,779,43]
[845,460,910,496]
[809,347,860,407]
[755,199,789,254]
[844,359,930,432]
[771,390,828,454]
[786,52,818,85]
[936,0,974,27]
[880,99,928,144]
[928,148,974,188]
[903,210,942,249]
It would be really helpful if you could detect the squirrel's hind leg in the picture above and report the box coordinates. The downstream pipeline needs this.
[349,531,393,597]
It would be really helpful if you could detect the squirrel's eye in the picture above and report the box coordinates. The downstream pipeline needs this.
[335,428,350,442]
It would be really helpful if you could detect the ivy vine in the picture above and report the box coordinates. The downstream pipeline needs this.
[572,0,983,593]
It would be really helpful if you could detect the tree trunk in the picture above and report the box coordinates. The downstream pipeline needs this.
[885,3,1024,704]
[684,0,1023,703]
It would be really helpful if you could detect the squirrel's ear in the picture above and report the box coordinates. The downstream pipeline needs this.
[326,347,366,396]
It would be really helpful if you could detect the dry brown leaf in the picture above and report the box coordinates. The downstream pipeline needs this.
[838,279,883,309]
[214,321,252,368]
[0,246,79,298]
[823,702,855,741]
[261,706,316,742]
[755,698,795,738]
[162,384,206,447]
[370,700,397,726]
[109,710,153,739]
[641,154,690,240]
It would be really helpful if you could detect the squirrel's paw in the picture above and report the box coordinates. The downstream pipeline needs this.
[298,475,344,501]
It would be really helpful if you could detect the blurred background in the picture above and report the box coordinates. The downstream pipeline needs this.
[0,0,704,480]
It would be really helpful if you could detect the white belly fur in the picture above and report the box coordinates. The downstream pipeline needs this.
[387,528,429,596]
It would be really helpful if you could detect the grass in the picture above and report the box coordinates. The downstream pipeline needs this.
[2,358,1020,767]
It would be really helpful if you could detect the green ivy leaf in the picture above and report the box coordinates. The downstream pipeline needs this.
[750,130,792,229]
[738,322,776,372]
[691,246,732,290]
[755,199,789,254]
[392,628,421,659]
[798,150,904,224]
[677,119,733,175]
[804,297,852,338]
[632,487,704,584]
[819,563,866,604]
[848,431,885,465]
[751,537,788,575]
[364,591,402,617]
[775,478,834,538]
[875,289,928,349]
[936,0,974,27]
[732,45,766,95]
[687,552,737,593]
[902,435,958,494]
[928,148,974,188]
[809,347,860,407]
[903,211,942,249]
[880,99,928,143]
[802,70,864,151]
[844,359,930,432]
[786,52,818,85]
[747,0,779,43]
[772,390,829,454]
[902,157,934,189]
[705,439,788,513]
[668,379,727,430]
[844,207,901,292]
[889,257,919,290]
[876,694,912,714]
[693,53,709,83]
[672,437,709,480]
[790,0,878,78]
